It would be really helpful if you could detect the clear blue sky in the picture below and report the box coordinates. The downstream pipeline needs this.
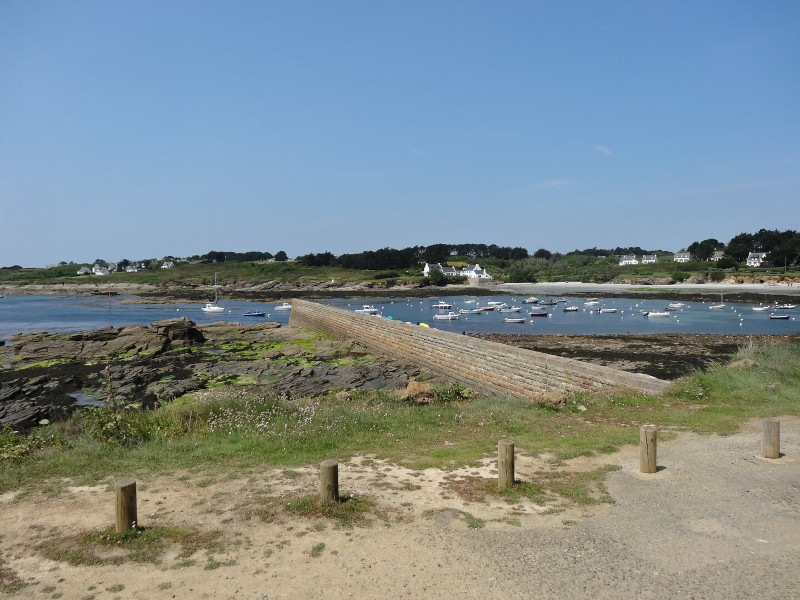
[2,1,798,267]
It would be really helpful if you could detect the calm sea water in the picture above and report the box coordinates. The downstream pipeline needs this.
[0,294,797,341]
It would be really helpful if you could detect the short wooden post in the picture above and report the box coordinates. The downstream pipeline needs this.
[319,460,339,504]
[763,419,780,459]
[498,440,515,490]
[639,426,657,474]
[115,479,138,533]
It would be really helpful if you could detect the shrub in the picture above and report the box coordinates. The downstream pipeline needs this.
[671,271,690,282]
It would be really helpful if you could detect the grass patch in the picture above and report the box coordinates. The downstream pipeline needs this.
[37,525,228,566]
[284,494,374,528]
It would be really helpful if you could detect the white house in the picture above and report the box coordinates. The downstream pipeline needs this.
[461,264,492,280]
[641,255,658,264]
[673,252,691,263]
[161,261,175,269]
[423,263,459,277]
[92,264,109,276]
[619,255,639,266]
[77,266,91,275]
[746,252,767,267]
[710,251,725,262]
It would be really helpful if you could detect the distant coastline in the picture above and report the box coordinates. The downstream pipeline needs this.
[1,279,799,304]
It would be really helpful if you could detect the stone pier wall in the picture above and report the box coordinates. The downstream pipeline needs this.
[289,299,670,398]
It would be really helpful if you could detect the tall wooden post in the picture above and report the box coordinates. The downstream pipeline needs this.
[639,426,657,474]
[115,480,138,533]
[319,460,339,504]
[763,419,781,459]
[498,440,515,490]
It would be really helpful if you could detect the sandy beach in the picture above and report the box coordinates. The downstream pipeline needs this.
[2,416,798,599]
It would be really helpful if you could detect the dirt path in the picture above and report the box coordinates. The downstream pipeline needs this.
[2,416,798,599]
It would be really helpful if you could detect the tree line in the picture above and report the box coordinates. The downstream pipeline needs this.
[686,229,800,266]
[295,244,530,270]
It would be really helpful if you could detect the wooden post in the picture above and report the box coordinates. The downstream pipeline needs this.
[763,419,780,459]
[639,426,657,474]
[115,480,138,533]
[498,440,515,490]
[319,460,339,504]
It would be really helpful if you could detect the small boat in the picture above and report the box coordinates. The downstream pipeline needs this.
[274,302,292,311]
[708,294,726,310]
[522,297,539,304]
[667,302,686,309]
[773,304,797,310]
[644,310,671,318]
[201,274,225,313]
[529,310,549,317]
[584,300,600,306]
[503,317,526,323]
[563,305,579,312]
[431,301,452,309]
[557,298,568,303]
[540,300,558,306]
[432,311,459,320]
[497,306,521,313]
[459,307,483,315]
[598,308,617,313]
[752,305,771,312]
[243,311,266,317]
[486,300,507,306]
[355,305,380,314]
[769,314,790,320]
[478,306,495,311]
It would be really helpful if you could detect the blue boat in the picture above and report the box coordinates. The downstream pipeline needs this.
[243,311,266,317]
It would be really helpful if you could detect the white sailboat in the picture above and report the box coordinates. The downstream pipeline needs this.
[708,293,726,310]
[202,274,225,313]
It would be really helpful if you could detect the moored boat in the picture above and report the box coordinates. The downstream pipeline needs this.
[598,308,617,313]
[497,306,521,313]
[432,311,459,320]
[243,311,266,317]
[769,313,790,320]
[355,305,380,314]
[503,317,526,323]
[522,297,539,304]
[643,310,671,318]
[274,302,292,311]
[201,273,225,313]
[563,305,579,312]
[431,301,452,309]
[528,310,548,317]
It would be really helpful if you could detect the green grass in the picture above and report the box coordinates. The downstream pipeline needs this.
[2,340,799,497]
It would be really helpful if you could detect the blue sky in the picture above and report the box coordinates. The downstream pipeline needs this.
[2,1,798,267]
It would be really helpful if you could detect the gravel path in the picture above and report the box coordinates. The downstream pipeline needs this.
[442,416,800,599]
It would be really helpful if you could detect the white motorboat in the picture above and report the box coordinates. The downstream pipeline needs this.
[667,302,686,309]
[355,305,379,314]
[274,302,292,311]
[752,305,771,312]
[497,306,521,313]
[598,308,617,313]
[522,297,539,304]
[584,300,600,306]
[643,310,671,318]
[459,307,484,314]
[773,304,797,310]
[432,311,459,320]
[431,301,452,309]
[563,305,579,312]
[502,317,526,323]
[201,274,225,313]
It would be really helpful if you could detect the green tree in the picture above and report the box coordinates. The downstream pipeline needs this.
[274,250,288,262]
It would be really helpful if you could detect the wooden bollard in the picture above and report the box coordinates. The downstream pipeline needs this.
[115,479,138,533]
[319,460,339,504]
[639,426,657,474]
[498,440,515,490]
[763,419,780,459]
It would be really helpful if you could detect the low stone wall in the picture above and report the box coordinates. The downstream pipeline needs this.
[289,299,670,398]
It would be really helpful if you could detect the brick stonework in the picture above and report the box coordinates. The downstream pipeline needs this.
[289,299,670,399]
